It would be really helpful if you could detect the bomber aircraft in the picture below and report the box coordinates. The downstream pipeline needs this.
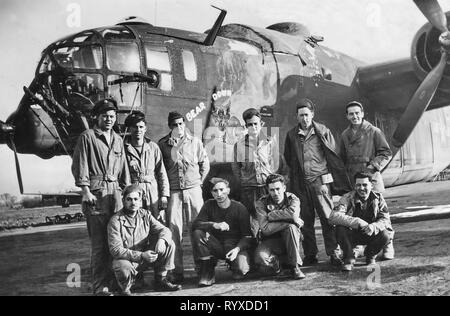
[0,0,450,198]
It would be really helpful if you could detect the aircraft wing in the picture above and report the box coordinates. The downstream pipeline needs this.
[357,58,449,115]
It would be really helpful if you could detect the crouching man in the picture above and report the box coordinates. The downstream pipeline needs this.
[107,185,181,295]
[329,172,394,271]
[192,178,253,287]
[254,174,305,279]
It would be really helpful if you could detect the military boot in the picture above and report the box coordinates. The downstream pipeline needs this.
[198,259,216,287]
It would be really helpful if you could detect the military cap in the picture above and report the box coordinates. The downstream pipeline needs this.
[124,111,146,128]
[242,108,261,122]
[92,98,118,116]
[168,111,184,126]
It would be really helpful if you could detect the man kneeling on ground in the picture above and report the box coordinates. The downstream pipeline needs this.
[192,178,253,287]
[107,185,181,295]
[254,174,306,279]
[329,172,394,271]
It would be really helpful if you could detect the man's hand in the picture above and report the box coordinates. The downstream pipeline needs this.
[159,196,168,210]
[293,217,304,228]
[81,187,96,205]
[213,222,230,231]
[319,184,329,196]
[142,250,158,263]
[155,239,167,254]
[357,218,369,229]
[362,224,375,236]
[225,247,240,262]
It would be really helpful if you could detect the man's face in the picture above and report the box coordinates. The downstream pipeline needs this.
[170,118,185,138]
[355,177,373,200]
[245,115,263,138]
[297,107,314,129]
[211,182,230,204]
[268,181,286,204]
[346,106,364,126]
[130,121,147,141]
[97,110,116,131]
[123,191,142,212]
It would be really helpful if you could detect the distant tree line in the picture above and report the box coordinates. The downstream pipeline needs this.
[0,194,44,209]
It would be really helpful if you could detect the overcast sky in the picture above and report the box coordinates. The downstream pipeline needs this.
[0,0,448,195]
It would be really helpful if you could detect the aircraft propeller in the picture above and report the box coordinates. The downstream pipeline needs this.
[0,120,23,194]
[392,0,450,148]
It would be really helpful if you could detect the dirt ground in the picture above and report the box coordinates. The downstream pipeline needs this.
[0,181,449,296]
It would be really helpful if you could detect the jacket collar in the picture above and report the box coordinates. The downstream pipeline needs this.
[93,126,119,147]
[124,140,150,160]
[162,130,193,146]
[117,208,146,228]
[244,132,271,147]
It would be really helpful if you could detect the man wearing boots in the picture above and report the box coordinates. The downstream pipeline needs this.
[329,172,394,271]
[158,111,210,283]
[339,101,394,260]
[71,98,130,296]
[254,174,305,279]
[232,108,283,239]
[284,98,352,267]
[108,185,181,295]
[191,178,253,287]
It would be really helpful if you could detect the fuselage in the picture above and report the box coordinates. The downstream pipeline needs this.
[5,21,450,187]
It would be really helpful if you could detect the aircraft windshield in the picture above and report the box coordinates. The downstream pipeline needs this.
[106,42,141,73]
[66,73,105,105]
[51,45,103,70]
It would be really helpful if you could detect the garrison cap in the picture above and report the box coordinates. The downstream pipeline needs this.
[242,108,261,122]
[124,111,146,128]
[168,111,184,126]
[92,98,118,116]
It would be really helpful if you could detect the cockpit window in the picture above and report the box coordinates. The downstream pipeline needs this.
[106,42,141,73]
[101,26,135,40]
[65,73,105,109]
[52,45,103,69]
[107,74,143,109]
[39,54,55,74]
[145,45,172,91]
[72,31,99,43]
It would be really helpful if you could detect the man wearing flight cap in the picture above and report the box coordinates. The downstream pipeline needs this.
[158,111,210,283]
[72,98,130,296]
[191,177,253,287]
[124,111,170,220]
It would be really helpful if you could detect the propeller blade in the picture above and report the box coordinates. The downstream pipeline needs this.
[413,0,448,33]
[392,51,448,148]
[9,135,24,195]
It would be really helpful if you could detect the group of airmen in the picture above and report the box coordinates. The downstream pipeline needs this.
[71,97,395,296]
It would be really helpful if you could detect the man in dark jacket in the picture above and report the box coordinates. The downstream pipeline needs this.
[329,172,394,271]
[284,98,352,266]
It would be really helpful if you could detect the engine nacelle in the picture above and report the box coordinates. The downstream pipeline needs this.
[411,12,450,94]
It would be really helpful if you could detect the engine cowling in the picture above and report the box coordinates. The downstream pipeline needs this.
[411,11,450,94]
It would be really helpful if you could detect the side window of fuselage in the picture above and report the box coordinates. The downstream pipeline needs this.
[145,46,172,92]
[182,49,197,82]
